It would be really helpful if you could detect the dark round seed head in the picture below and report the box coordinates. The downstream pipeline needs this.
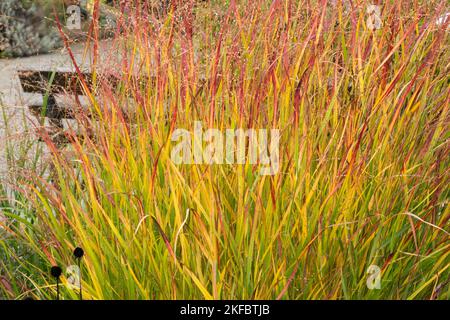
[73,247,84,258]
[50,266,62,278]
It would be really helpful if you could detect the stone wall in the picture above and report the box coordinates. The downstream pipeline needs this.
[0,0,61,58]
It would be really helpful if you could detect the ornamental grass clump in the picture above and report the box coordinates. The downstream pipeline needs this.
[0,0,448,300]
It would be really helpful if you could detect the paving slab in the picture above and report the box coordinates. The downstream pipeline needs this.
[0,40,119,180]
